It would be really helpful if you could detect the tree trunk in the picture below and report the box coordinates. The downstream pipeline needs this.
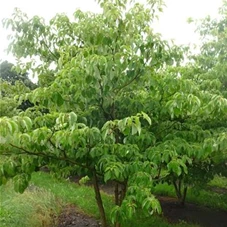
[114,181,127,227]
[114,182,121,227]
[115,183,119,205]
[173,180,188,207]
[119,181,127,205]
[173,180,182,200]
[93,171,108,227]
[181,186,188,206]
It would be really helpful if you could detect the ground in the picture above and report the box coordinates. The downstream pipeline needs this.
[57,205,100,227]
[56,195,227,227]
[56,177,227,227]
[159,196,227,227]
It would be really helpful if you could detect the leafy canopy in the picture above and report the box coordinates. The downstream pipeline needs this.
[1,0,227,226]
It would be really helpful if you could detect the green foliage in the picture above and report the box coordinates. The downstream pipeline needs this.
[0,61,36,117]
[1,0,227,226]
[183,0,227,183]
[0,80,31,117]
[0,61,36,89]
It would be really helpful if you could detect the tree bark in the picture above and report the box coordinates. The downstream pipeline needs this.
[93,170,108,227]
[181,186,188,206]
[173,180,182,199]
[173,180,188,207]
[114,181,128,227]
[115,182,119,205]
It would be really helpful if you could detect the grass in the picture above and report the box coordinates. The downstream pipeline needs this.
[123,214,200,227]
[30,172,114,219]
[1,172,226,227]
[0,181,63,227]
[151,181,227,211]
[208,175,227,189]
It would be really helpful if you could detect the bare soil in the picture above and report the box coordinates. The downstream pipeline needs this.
[57,205,100,227]
[159,196,227,227]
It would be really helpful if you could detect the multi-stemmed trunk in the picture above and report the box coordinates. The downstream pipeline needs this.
[173,179,188,206]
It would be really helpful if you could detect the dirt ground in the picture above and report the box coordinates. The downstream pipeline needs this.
[159,196,227,227]
[57,205,100,227]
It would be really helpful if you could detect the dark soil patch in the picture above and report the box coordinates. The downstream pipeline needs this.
[159,196,227,227]
[56,196,227,227]
[57,205,100,227]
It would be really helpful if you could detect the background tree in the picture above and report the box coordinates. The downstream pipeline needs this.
[0,61,37,117]
[163,0,227,203]
[0,79,31,117]
[189,0,227,175]
[0,61,36,89]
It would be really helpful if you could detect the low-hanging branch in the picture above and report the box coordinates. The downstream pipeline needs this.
[8,143,92,171]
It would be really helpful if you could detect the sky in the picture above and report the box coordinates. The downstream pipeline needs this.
[0,0,223,63]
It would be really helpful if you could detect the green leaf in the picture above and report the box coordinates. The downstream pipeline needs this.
[104,171,112,182]
[3,161,16,177]
[13,174,30,193]
[131,123,138,135]
[167,160,182,176]
[79,176,90,184]
[23,116,33,130]
[69,112,77,128]
[141,112,151,125]
[53,92,64,106]
[110,206,121,224]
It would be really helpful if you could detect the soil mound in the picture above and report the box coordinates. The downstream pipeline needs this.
[57,205,100,227]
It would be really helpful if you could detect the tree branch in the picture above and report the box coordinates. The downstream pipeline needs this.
[41,35,59,61]
[8,143,92,171]
[114,69,142,96]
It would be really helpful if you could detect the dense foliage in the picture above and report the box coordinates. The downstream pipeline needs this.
[0,0,227,226]
[0,61,36,117]
[0,61,36,88]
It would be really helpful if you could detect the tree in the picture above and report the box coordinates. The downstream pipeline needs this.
[0,61,36,89]
[1,0,227,226]
[188,0,227,175]
[0,61,37,117]
[0,79,33,117]
[163,1,227,204]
